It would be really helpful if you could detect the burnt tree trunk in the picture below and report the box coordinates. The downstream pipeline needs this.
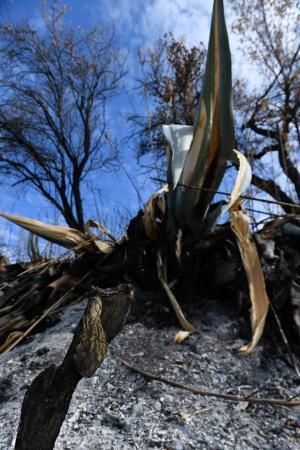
[15,284,133,450]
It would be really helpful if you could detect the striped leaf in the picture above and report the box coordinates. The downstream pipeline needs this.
[0,213,112,254]
[168,0,235,230]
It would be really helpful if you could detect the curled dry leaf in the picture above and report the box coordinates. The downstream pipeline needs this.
[0,212,89,251]
[223,150,252,214]
[0,330,24,355]
[85,219,117,242]
[0,213,113,254]
[84,219,115,253]
[230,203,269,354]
[174,330,193,343]
[142,185,168,241]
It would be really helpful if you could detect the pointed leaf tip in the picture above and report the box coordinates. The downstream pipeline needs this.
[223,150,252,214]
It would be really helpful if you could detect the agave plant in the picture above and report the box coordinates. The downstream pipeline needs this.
[1,0,269,354]
[0,3,296,448]
[143,0,237,240]
[164,0,234,234]
[143,0,269,352]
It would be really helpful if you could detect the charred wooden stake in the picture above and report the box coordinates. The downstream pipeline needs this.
[15,284,133,450]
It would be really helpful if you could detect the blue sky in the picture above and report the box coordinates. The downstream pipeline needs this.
[0,0,264,257]
[0,0,215,244]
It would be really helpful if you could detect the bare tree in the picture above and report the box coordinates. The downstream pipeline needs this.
[0,2,125,230]
[128,33,206,163]
[132,1,299,213]
[230,0,299,213]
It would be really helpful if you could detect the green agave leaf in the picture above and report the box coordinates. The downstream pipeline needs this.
[165,142,178,237]
[172,0,235,229]
[200,200,226,236]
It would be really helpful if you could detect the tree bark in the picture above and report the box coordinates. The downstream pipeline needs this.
[14,284,133,450]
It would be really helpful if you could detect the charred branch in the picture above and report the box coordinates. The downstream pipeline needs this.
[15,285,133,450]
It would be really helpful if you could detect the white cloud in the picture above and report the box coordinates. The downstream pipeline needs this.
[139,0,211,46]
[88,0,257,87]
[88,0,213,48]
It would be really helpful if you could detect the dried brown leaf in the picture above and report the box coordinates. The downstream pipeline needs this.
[157,251,197,333]
[223,150,252,213]
[0,213,112,254]
[174,330,193,343]
[142,186,167,241]
[85,219,116,242]
[84,219,115,253]
[230,203,269,354]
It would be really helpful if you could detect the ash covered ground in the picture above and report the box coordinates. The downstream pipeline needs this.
[0,296,300,450]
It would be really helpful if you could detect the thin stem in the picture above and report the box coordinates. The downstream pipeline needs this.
[151,177,300,210]
[118,356,300,407]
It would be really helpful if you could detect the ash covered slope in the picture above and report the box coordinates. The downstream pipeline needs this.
[0,299,299,450]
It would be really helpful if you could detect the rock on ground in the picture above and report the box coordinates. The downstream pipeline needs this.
[0,298,300,450]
